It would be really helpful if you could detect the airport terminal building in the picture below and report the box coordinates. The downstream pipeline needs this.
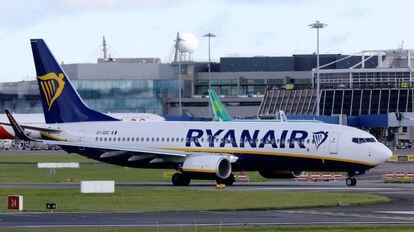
[1,49,414,146]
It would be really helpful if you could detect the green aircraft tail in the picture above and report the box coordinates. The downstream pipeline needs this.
[208,89,233,121]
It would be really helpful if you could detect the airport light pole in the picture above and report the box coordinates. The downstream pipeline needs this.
[175,34,185,116]
[309,20,327,116]
[203,33,216,119]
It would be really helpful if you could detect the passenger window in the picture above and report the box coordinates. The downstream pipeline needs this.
[118,137,121,142]
[99,137,103,141]
[108,138,111,141]
[166,138,169,142]
[156,138,159,142]
[162,138,165,142]
[146,138,149,142]
[95,137,98,141]
[104,138,107,142]
[171,138,175,142]
[131,138,134,142]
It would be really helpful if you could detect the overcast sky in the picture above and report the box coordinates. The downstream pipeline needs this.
[0,0,412,82]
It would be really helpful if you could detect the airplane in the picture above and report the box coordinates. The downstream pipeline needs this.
[3,39,392,187]
[0,113,165,140]
[208,89,318,123]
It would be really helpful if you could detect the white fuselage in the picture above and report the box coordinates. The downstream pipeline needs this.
[45,120,392,171]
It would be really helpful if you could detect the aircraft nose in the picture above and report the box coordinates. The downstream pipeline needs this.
[378,144,393,163]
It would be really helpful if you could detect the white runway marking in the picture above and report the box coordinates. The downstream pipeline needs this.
[254,187,409,191]
[376,211,414,215]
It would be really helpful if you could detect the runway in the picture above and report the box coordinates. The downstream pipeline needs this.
[1,180,414,228]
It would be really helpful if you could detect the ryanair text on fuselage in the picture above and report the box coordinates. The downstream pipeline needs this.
[186,129,329,150]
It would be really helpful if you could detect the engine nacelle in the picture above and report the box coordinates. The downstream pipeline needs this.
[182,154,232,179]
[258,170,305,179]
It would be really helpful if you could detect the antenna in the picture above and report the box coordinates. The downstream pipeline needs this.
[173,32,183,63]
[102,36,108,61]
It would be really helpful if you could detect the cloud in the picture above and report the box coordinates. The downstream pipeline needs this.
[327,33,350,47]
[0,0,180,34]
[57,0,179,11]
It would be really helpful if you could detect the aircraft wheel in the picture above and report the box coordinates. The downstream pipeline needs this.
[351,177,357,186]
[346,177,356,186]
[216,173,235,186]
[172,172,191,186]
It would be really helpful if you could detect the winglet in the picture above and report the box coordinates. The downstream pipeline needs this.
[4,110,36,141]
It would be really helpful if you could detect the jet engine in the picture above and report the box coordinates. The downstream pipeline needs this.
[182,154,232,179]
[258,170,305,179]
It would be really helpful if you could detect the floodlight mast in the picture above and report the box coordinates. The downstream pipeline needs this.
[308,20,327,116]
[203,33,216,119]
[174,33,185,116]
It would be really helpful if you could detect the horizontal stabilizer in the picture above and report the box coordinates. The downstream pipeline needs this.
[0,122,61,133]
[4,110,37,141]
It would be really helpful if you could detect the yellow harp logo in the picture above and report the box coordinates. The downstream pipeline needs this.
[38,73,65,111]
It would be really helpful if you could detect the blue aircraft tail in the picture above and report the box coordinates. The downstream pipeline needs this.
[31,39,118,123]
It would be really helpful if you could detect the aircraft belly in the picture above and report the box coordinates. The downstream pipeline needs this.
[232,153,374,172]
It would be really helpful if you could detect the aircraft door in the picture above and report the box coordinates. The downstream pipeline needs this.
[329,132,339,154]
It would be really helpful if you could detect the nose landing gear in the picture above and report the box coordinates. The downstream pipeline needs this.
[345,177,357,186]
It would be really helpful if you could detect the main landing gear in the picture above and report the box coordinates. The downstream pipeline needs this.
[345,177,357,186]
[171,172,236,186]
[171,172,191,186]
[216,173,235,186]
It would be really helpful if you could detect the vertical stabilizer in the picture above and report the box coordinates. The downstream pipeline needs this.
[31,39,118,123]
[208,89,233,121]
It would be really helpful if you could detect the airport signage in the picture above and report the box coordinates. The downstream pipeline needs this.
[7,195,23,212]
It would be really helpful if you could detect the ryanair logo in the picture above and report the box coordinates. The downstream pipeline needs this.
[312,131,329,150]
[38,73,65,111]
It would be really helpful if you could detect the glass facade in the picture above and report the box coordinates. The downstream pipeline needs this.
[194,78,309,96]
[319,71,412,89]
[0,79,182,114]
[320,88,414,116]
[258,88,414,117]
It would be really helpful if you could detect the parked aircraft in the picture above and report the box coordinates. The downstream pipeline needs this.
[0,113,165,140]
[208,89,315,123]
[3,39,392,187]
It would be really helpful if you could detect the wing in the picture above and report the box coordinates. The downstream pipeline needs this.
[44,140,186,158]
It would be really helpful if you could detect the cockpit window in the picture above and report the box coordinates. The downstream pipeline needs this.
[352,137,376,144]
[365,138,376,143]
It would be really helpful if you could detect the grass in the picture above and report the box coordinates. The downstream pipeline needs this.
[0,152,96,163]
[0,165,170,183]
[0,164,270,183]
[0,188,388,213]
[0,152,270,183]
[1,226,414,232]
